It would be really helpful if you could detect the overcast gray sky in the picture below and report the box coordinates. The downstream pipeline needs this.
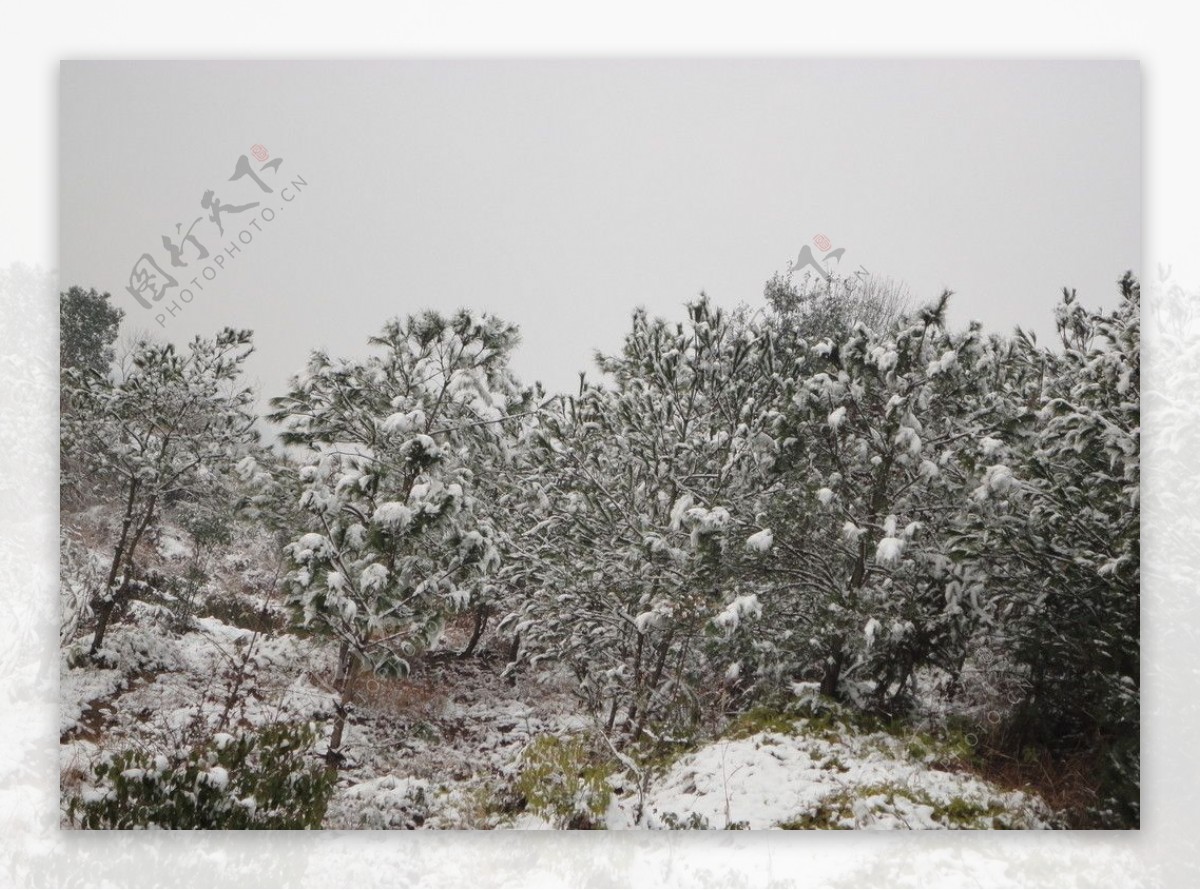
[60,59,1139,410]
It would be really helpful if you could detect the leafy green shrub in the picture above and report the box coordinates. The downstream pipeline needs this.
[657,811,749,830]
[660,811,712,829]
[67,722,334,829]
[159,566,207,632]
[514,734,611,829]
[177,498,236,557]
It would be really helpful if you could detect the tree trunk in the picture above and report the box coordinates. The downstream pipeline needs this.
[90,480,141,656]
[327,640,358,767]
[632,633,674,741]
[92,492,158,655]
[820,645,844,699]
[89,594,119,658]
[888,659,913,710]
[459,605,490,658]
[505,633,521,686]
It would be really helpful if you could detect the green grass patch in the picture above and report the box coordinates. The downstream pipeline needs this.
[723,707,800,740]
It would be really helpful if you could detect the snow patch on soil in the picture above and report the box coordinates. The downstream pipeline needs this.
[609,720,1053,830]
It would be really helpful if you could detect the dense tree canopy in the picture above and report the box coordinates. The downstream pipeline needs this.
[60,285,124,375]
[59,272,1140,827]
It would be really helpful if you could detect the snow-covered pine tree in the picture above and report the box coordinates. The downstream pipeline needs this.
[61,328,258,657]
[508,298,782,739]
[269,310,523,763]
[745,291,1003,707]
[60,285,125,509]
[59,285,124,376]
[959,274,1140,823]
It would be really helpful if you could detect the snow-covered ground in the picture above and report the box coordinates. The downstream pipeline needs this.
[606,719,1053,830]
[60,519,1058,831]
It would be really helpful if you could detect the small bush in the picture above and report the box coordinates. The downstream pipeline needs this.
[660,811,712,830]
[67,722,334,829]
[514,734,611,829]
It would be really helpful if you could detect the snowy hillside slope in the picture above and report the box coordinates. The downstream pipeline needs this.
[60,513,1058,831]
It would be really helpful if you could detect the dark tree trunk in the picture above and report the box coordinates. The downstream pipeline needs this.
[820,646,844,699]
[89,592,120,658]
[459,605,490,658]
[90,482,150,657]
[327,640,357,768]
[605,697,620,733]
[632,633,674,741]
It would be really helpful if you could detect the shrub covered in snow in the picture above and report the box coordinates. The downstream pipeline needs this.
[956,276,1141,825]
[57,270,1140,829]
[66,722,334,830]
[506,298,782,738]
[270,310,523,760]
[329,775,431,830]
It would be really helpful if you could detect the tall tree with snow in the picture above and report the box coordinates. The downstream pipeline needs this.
[59,285,124,376]
[510,298,782,738]
[60,285,126,508]
[959,274,1140,823]
[269,310,523,762]
[61,328,258,657]
[739,288,1026,706]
